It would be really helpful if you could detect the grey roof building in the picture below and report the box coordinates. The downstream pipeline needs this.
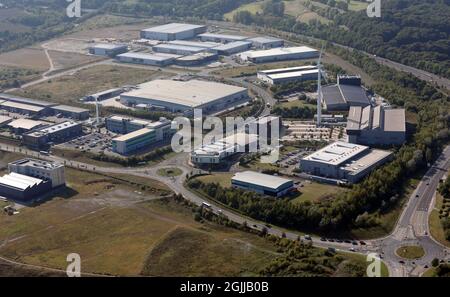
[321,75,371,111]
[141,23,207,41]
[346,105,406,146]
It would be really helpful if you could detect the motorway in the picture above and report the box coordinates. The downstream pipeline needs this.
[1,142,449,277]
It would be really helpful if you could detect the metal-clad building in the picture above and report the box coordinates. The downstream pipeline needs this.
[88,44,128,57]
[106,116,173,142]
[231,171,294,197]
[346,105,406,146]
[153,44,205,55]
[198,33,248,43]
[175,52,218,66]
[116,52,181,66]
[9,158,66,188]
[0,172,51,201]
[0,93,56,116]
[51,105,90,120]
[321,75,371,111]
[7,119,45,134]
[239,46,319,63]
[248,37,284,49]
[168,40,221,49]
[257,65,318,85]
[22,121,82,150]
[140,23,207,41]
[210,41,252,55]
[120,80,248,115]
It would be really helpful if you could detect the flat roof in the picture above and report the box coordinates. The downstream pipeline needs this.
[339,84,370,105]
[153,44,205,53]
[212,41,252,51]
[199,33,248,41]
[302,141,369,166]
[242,46,318,59]
[92,43,127,50]
[177,52,217,61]
[268,69,318,80]
[142,23,205,34]
[8,119,43,130]
[0,115,12,125]
[232,171,293,190]
[342,149,393,175]
[248,36,283,43]
[10,158,63,169]
[258,65,317,75]
[168,40,221,49]
[1,101,45,112]
[37,121,80,134]
[52,105,89,113]
[347,106,405,132]
[384,109,406,132]
[122,79,247,108]
[193,133,258,156]
[113,128,154,142]
[0,172,44,191]
[0,93,56,107]
[117,52,181,61]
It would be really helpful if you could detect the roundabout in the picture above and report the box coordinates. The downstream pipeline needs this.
[395,245,426,260]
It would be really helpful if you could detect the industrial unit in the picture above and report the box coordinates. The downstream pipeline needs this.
[7,119,45,134]
[210,41,252,55]
[120,80,248,114]
[140,23,207,41]
[191,133,259,165]
[81,88,125,102]
[346,105,406,146]
[153,44,205,55]
[321,75,371,111]
[22,121,83,150]
[168,40,221,49]
[0,115,12,127]
[0,158,65,201]
[248,37,284,49]
[51,105,90,120]
[175,52,218,66]
[198,33,248,43]
[299,141,393,183]
[88,43,128,57]
[239,46,319,63]
[0,93,56,116]
[231,171,294,197]
[257,65,318,85]
[112,128,156,155]
[116,52,181,66]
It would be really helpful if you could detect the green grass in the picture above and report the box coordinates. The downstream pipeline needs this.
[224,1,266,21]
[337,251,389,277]
[195,173,234,188]
[157,167,183,177]
[277,99,316,109]
[422,267,437,277]
[396,245,425,260]
[291,181,346,203]
[429,192,450,247]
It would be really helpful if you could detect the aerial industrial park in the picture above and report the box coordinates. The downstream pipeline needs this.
[0,1,449,283]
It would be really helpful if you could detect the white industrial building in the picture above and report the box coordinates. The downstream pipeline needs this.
[168,40,221,49]
[191,133,259,165]
[88,43,128,57]
[231,171,294,197]
[175,52,218,66]
[153,44,206,55]
[198,33,248,43]
[120,79,248,114]
[257,65,318,85]
[248,37,284,49]
[299,141,393,183]
[140,23,207,41]
[116,52,181,66]
[9,158,66,188]
[210,41,252,55]
[346,105,406,146]
[239,46,319,63]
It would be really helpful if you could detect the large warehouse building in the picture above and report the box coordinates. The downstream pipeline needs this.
[153,44,205,55]
[210,41,252,56]
[346,105,406,146]
[116,52,181,66]
[175,52,218,66]
[321,75,371,111]
[239,46,319,63]
[191,133,259,165]
[120,80,248,114]
[0,93,56,116]
[51,105,90,120]
[140,23,207,41]
[299,141,393,183]
[257,65,318,85]
[231,171,294,197]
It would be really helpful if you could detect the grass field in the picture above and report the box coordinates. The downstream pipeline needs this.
[224,1,266,21]
[292,181,346,203]
[11,65,172,105]
[429,192,450,248]
[195,173,234,188]
[277,99,316,109]
[157,167,183,177]
[396,245,425,260]
[0,66,42,89]
[0,48,49,71]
